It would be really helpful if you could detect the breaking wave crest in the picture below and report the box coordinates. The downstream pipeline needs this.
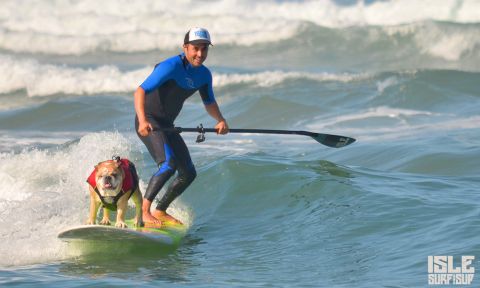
[1,0,479,55]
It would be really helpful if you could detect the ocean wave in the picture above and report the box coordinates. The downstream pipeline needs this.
[0,0,479,55]
[0,55,370,97]
[307,107,480,141]
[0,55,149,96]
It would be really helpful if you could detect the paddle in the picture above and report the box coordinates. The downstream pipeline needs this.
[154,124,356,148]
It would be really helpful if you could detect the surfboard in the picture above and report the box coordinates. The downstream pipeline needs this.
[58,219,187,246]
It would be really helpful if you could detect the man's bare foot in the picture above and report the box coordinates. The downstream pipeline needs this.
[142,198,161,227]
[153,210,183,225]
[142,212,162,228]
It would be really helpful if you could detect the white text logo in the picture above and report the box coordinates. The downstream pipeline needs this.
[428,255,475,285]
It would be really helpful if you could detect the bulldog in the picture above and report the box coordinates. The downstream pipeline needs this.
[86,157,143,228]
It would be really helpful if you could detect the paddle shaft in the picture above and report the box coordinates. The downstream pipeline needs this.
[152,125,356,148]
[181,127,311,136]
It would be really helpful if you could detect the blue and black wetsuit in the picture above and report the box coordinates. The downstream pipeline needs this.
[135,53,216,211]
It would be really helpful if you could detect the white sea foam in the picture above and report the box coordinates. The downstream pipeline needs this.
[0,0,479,55]
[213,70,370,87]
[0,54,370,97]
[376,76,399,94]
[0,131,191,266]
[383,22,480,61]
[0,131,83,153]
[418,28,479,61]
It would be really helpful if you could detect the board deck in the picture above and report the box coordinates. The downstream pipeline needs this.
[58,219,186,246]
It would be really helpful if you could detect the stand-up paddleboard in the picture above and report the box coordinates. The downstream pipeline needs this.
[58,219,186,246]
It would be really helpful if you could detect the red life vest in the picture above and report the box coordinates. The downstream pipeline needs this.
[86,158,138,211]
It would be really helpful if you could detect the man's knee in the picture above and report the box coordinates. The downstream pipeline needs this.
[180,168,196,185]
[188,168,197,182]
[154,160,176,176]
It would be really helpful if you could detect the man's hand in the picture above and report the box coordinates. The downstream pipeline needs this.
[215,119,229,135]
[138,120,153,137]
[204,102,228,134]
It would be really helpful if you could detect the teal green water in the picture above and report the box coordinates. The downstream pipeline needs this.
[1,1,480,287]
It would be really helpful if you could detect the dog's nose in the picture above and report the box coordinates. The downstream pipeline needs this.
[105,176,111,182]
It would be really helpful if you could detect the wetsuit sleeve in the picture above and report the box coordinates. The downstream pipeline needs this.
[140,62,175,93]
[199,68,216,105]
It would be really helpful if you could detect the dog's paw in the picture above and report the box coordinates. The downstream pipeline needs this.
[115,221,128,228]
[86,219,95,225]
[100,218,111,225]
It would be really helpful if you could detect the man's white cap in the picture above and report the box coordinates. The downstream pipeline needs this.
[184,27,212,45]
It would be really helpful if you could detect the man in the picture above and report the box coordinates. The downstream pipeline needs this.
[134,27,229,226]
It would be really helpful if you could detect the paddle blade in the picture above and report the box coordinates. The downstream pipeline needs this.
[311,133,356,148]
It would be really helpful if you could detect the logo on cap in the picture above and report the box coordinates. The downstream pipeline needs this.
[194,30,208,39]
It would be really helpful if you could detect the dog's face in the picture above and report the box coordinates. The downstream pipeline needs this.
[95,160,125,197]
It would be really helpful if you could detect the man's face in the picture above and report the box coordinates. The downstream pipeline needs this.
[183,43,209,67]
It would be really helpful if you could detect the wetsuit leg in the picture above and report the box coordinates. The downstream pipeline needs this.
[156,131,197,211]
[135,118,176,201]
